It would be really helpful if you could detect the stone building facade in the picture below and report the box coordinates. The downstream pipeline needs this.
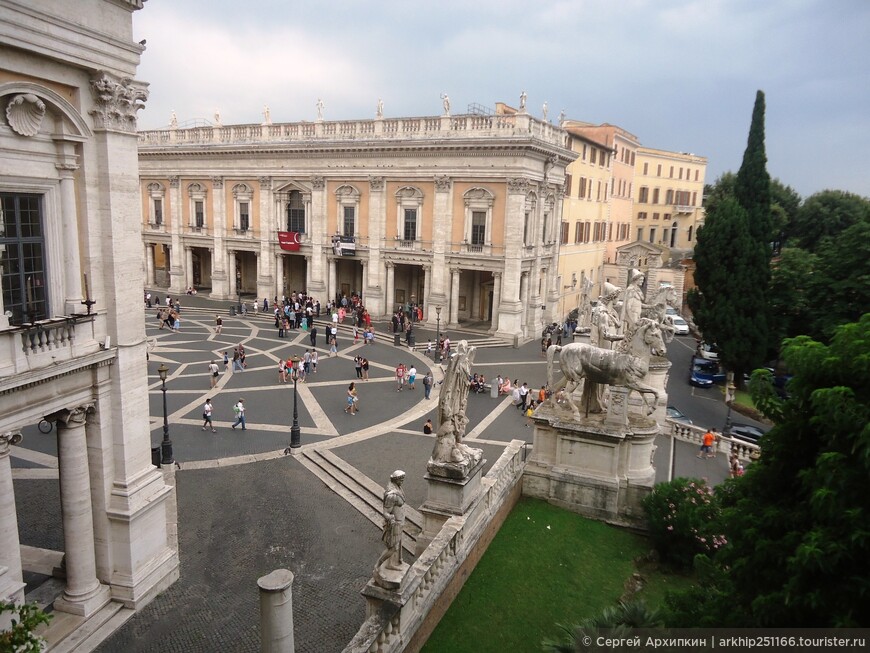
[138,108,575,339]
[0,0,178,631]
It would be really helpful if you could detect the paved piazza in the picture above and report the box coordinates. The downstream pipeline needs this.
[11,294,728,652]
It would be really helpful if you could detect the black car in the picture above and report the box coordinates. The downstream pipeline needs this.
[728,424,766,443]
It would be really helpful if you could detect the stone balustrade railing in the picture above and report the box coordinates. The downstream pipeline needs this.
[0,316,100,377]
[666,419,761,463]
[139,113,569,150]
[344,440,526,653]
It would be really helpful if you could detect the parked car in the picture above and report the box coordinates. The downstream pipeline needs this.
[728,423,766,443]
[696,341,719,361]
[690,356,725,387]
[666,406,693,424]
[665,307,678,316]
[670,315,689,335]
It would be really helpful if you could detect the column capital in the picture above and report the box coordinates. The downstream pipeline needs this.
[89,72,148,133]
[369,176,385,192]
[49,404,95,428]
[434,176,452,192]
[169,176,180,189]
[311,176,325,190]
[0,431,23,456]
[212,176,224,189]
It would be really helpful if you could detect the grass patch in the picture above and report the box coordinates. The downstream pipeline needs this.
[733,388,756,410]
[421,497,689,653]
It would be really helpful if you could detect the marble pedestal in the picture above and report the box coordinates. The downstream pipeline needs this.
[416,459,485,554]
[523,400,657,530]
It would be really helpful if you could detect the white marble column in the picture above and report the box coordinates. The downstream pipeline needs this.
[168,176,185,294]
[328,257,337,302]
[210,177,229,299]
[384,262,395,315]
[490,271,502,333]
[53,406,110,616]
[185,247,194,290]
[145,244,155,287]
[422,264,431,317]
[519,271,529,338]
[449,268,460,327]
[0,432,25,608]
[57,163,84,314]
[228,250,237,297]
[275,253,284,298]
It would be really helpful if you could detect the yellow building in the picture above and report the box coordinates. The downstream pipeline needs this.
[632,147,707,252]
[556,122,637,317]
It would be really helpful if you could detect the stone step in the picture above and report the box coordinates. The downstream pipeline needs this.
[42,600,130,653]
[302,449,421,553]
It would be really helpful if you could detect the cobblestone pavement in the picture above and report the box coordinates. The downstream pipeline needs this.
[9,293,728,652]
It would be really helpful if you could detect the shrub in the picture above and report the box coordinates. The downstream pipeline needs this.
[642,478,725,569]
[0,601,51,652]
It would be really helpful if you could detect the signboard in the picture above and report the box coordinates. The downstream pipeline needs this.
[278,231,301,251]
[331,235,356,256]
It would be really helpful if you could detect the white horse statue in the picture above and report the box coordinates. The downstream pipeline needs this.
[546,317,667,419]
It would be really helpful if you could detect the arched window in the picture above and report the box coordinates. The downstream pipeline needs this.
[335,185,360,238]
[147,182,165,226]
[287,190,306,233]
[187,182,207,230]
[395,186,423,242]
[232,183,253,232]
[463,187,494,251]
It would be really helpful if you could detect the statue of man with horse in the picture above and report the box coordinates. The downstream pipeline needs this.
[546,317,667,419]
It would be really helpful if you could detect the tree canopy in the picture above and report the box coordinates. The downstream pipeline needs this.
[788,189,870,251]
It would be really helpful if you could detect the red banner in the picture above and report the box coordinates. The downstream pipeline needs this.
[278,231,301,251]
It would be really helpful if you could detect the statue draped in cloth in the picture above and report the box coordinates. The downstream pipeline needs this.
[429,340,483,477]
[373,470,408,589]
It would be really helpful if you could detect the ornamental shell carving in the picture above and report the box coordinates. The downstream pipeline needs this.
[6,94,46,137]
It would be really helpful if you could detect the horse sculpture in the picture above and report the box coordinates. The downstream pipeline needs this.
[546,317,667,419]
[640,285,677,325]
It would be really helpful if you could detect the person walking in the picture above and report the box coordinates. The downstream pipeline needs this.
[698,428,715,459]
[202,398,216,432]
[309,325,317,347]
[422,370,433,400]
[208,360,220,388]
[231,398,246,430]
[518,382,530,411]
[426,339,434,359]
[232,347,243,373]
[310,349,318,374]
[395,363,406,391]
[408,365,417,390]
[345,382,358,415]
[215,314,223,335]
[329,332,338,357]
[223,350,229,371]
[303,349,312,375]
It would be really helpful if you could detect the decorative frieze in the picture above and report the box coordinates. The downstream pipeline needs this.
[369,176,385,192]
[258,176,272,189]
[169,176,180,189]
[5,93,46,137]
[434,176,452,192]
[89,72,148,133]
[507,177,530,194]
[311,176,325,190]
[212,176,224,189]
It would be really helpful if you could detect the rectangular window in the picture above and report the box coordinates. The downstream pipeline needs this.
[657,164,662,176]
[343,205,355,238]
[643,162,649,175]
[404,208,417,241]
[287,191,305,233]
[669,166,674,178]
[590,149,597,165]
[0,193,48,325]
[663,213,671,223]
[154,199,163,225]
[471,211,486,245]
[665,189,674,205]
[679,167,683,180]
[630,152,635,166]
[194,200,204,228]
[637,227,644,241]
[579,177,587,199]
[638,212,647,220]
[653,212,660,221]
[564,174,572,196]
[695,170,699,181]
[560,221,569,244]
[574,221,582,243]
[649,227,656,243]
[692,191,697,206]
[596,181,601,201]
[523,212,531,245]
[582,144,587,161]
[652,188,659,204]
[239,202,250,231]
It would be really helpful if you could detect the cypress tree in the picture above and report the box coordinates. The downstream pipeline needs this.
[736,90,772,245]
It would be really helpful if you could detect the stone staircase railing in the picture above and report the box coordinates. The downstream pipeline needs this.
[666,419,761,463]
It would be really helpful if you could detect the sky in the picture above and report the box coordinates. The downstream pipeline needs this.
[132,0,870,199]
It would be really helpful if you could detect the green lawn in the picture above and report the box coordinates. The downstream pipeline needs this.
[421,497,690,652]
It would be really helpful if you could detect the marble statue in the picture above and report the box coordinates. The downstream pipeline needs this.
[441,93,450,116]
[376,98,383,118]
[519,91,527,111]
[558,109,566,125]
[316,98,324,121]
[428,340,483,478]
[641,285,677,344]
[169,110,178,129]
[542,101,549,122]
[621,269,648,335]
[262,105,272,125]
[373,470,408,589]
[547,318,666,418]
[213,111,222,127]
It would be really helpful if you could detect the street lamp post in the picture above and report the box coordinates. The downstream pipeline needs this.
[289,355,302,451]
[158,363,173,465]
[723,374,736,436]
[435,306,442,362]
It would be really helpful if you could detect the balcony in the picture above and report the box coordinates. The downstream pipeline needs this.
[675,205,695,214]
[146,222,165,232]
[0,315,108,379]
[187,225,209,236]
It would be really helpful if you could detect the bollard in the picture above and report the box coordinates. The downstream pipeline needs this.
[258,569,295,653]
[490,381,498,399]
[393,333,401,347]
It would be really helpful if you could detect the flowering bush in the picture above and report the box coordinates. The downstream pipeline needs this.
[642,478,726,569]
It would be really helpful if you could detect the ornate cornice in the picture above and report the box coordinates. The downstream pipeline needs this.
[89,71,148,133]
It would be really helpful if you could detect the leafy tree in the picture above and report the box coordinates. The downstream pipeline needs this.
[666,316,870,627]
[0,602,51,652]
[767,247,817,345]
[789,190,870,251]
[689,197,768,382]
